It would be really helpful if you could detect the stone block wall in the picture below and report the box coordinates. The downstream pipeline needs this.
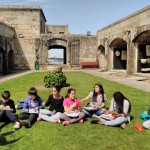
[47,25,69,35]
[0,6,46,70]
[79,36,98,62]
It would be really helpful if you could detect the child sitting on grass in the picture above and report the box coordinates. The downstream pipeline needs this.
[59,88,85,126]
[92,91,131,129]
[0,91,21,129]
[18,87,44,128]
[37,85,64,123]
[82,83,107,117]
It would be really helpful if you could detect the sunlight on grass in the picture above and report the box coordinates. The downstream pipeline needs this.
[0,72,149,150]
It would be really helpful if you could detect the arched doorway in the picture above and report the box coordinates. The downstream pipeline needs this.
[8,49,14,73]
[97,45,106,69]
[110,38,127,70]
[133,30,150,72]
[0,48,6,75]
[48,45,66,65]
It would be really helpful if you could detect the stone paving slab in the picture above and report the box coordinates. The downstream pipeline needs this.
[81,70,150,92]
[0,70,33,83]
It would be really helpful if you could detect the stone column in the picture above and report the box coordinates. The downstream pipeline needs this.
[104,38,109,70]
[126,31,138,74]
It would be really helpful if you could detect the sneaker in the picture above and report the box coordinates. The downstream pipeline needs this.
[63,121,70,126]
[37,117,42,121]
[120,123,126,129]
[79,119,84,123]
[92,114,96,118]
[91,120,99,124]
[54,119,61,124]
[21,121,32,128]
[14,122,21,130]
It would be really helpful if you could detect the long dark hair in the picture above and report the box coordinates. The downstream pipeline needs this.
[65,88,75,98]
[92,83,105,102]
[54,85,61,93]
[113,91,131,113]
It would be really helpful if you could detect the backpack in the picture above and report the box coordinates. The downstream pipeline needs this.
[140,113,150,121]
[17,100,25,109]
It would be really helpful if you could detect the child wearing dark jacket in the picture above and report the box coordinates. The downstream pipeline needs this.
[0,91,21,129]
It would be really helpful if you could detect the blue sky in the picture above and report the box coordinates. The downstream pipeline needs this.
[0,0,149,34]
[0,0,149,57]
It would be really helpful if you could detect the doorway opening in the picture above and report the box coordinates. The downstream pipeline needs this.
[48,45,66,65]
[110,38,127,70]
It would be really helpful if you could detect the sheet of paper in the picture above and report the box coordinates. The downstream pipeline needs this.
[29,109,39,114]
[100,114,114,120]
[83,107,95,111]
[39,109,52,114]
[0,108,12,111]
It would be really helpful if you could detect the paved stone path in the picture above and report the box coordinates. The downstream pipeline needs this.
[81,70,150,92]
[0,69,150,92]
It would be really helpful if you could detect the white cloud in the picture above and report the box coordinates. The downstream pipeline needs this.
[27,0,49,3]
[0,0,51,5]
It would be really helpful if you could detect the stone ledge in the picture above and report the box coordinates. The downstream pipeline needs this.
[46,65,62,72]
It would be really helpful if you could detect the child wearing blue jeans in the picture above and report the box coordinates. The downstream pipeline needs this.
[93,91,131,129]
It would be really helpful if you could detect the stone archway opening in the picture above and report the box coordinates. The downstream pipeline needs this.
[97,45,106,69]
[48,45,66,65]
[8,49,14,73]
[133,30,150,73]
[98,45,105,55]
[0,48,7,75]
[110,38,127,70]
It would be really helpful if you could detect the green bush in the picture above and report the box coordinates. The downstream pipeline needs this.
[44,71,67,88]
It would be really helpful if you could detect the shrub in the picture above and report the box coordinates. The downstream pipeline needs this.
[44,71,67,88]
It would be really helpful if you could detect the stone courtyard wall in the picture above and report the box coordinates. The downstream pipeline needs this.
[0,5,149,73]
[47,25,68,35]
[97,6,150,74]
[0,6,46,70]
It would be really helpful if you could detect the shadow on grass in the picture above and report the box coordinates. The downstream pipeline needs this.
[0,122,10,130]
[0,131,22,146]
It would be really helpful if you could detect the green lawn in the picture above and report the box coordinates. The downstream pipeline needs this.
[0,71,149,150]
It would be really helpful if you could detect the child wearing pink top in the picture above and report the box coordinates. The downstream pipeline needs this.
[59,88,85,125]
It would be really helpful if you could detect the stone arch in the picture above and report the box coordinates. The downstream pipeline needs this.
[133,30,150,44]
[97,45,105,55]
[97,45,107,69]
[133,30,150,72]
[48,38,68,47]
[132,24,150,42]
[109,38,127,70]
[47,38,68,65]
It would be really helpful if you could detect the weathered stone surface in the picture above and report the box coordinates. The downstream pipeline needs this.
[0,5,149,75]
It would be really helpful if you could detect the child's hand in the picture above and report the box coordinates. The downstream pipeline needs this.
[72,101,77,108]
[42,102,46,106]
[0,105,5,109]
[75,109,79,113]
[104,109,109,114]
[34,107,38,111]
[94,106,99,110]
[25,109,29,113]
[5,106,11,109]
[52,109,56,114]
